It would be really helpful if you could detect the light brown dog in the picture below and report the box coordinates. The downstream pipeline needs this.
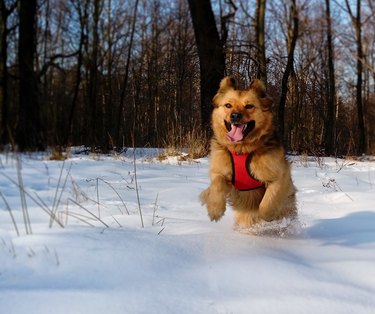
[200,76,297,227]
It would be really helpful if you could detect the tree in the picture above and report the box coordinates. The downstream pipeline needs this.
[277,0,299,141]
[345,0,366,154]
[116,0,139,145]
[0,0,8,144]
[66,0,89,145]
[187,0,226,134]
[88,0,103,145]
[17,0,44,150]
[0,0,16,145]
[255,0,267,85]
[323,0,336,155]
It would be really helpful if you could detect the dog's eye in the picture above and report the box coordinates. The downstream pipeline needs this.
[224,103,232,108]
[245,104,254,110]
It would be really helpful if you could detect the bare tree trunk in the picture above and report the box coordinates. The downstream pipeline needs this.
[117,0,139,146]
[17,0,44,150]
[0,0,16,145]
[89,0,102,146]
[0,0,8,144]
[345,0,366,154]
[255,0,267,85]
[105,0,114,147]
[324,0,336,155]
[278,0,299,142]
[66,1,89,145]
[187,0,226,134]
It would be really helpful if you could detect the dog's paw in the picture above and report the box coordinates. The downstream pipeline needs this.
[207,202,226,222]
[200,186,227,222]
[208,208,225,222]
[259,205,275,222]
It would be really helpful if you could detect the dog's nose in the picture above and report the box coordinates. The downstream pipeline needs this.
[230,112,242,123]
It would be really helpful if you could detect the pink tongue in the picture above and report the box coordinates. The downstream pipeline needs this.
[226,124,246,142]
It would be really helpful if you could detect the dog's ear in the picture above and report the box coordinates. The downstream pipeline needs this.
[249,79,273,111]
[219,76,236,91]
[249,79,266,97]
[213,76,236,107]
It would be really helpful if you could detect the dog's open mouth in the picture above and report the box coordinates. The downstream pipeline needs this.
[225,120,255,142]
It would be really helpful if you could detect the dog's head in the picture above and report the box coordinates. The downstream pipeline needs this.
[211,76,273,145]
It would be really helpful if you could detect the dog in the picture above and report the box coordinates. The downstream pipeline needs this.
[200,76,297,228]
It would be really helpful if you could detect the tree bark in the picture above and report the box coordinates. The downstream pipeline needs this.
[17,0,43,150]
[324,0,336,155]
[0,0,8,144]
[66,1,88,146]
[278,0,299,142]
[89,0,102,145]
[345,0,366,154]
[255,0,267,85]
[187,0,226,134]
[0,0,16,144]
[117,0,139,145]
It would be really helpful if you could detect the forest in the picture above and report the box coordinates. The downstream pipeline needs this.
[0,0,374,155]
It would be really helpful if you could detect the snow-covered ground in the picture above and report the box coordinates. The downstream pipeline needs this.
[0,149,374,314]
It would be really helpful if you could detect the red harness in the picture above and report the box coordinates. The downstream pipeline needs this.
[229,151,264,191]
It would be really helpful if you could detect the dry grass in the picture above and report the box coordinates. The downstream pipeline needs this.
[184,128,209,158]
[159,128,208,161]
[49,146,69,161]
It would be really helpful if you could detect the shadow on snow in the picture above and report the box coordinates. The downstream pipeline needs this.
[307,211,375,246]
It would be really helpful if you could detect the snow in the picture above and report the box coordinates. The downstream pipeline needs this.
[0,149,374,314]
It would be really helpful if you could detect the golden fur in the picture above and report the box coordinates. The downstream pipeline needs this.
[200,76,297,227]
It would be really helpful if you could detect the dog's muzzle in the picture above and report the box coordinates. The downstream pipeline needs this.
[225,120,255,142]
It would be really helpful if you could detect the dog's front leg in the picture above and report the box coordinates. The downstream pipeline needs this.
[200,175,231,222]
[258,178,291,221]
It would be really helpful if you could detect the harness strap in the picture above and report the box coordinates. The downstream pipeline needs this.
[229,150,264,191]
